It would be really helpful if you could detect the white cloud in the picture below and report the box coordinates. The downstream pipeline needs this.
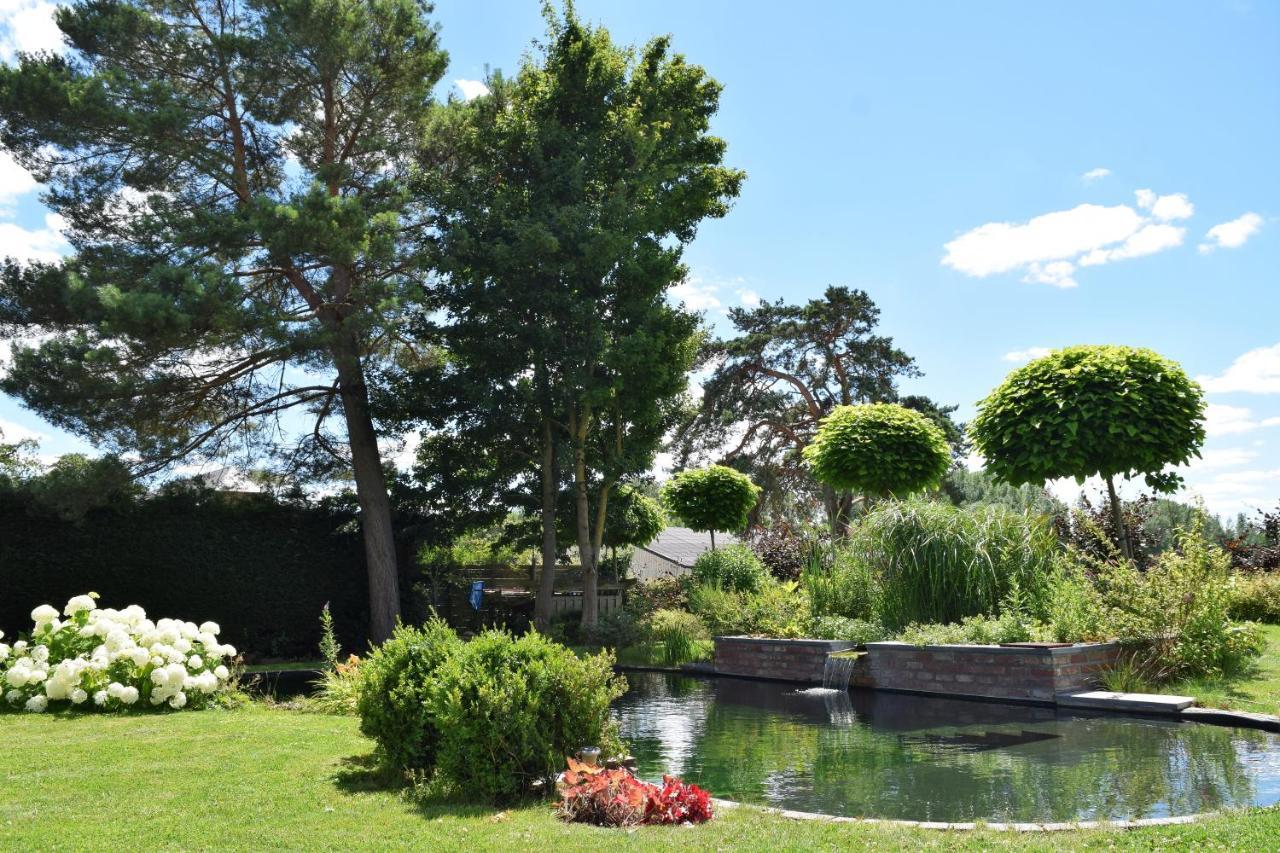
[1077,223,1186,266]
[1188,447,1258,471]
[1182,468,1280,515]
[0,150,38,210]
[1199,343,1280,394]
[942,189,1193,289]
[1001,347,1051,363]
[736,288,761,308]
[1082,167,1111,182]
[1199,212,1263,254]
[1204,403,1280,436]
[669,277,722,312]
[1143,191,1194,222]
[0,0,63,62]
[0,211,68,264]
[0,417,45,444]
[454,79,490,101]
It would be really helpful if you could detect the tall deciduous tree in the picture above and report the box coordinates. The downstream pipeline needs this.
[674,286,957,527]
[415,8,742,628]
[0,0,448,641]
[970,345,1206,562]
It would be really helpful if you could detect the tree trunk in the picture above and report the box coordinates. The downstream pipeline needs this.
[331,327,400,645]
[570,410,598,628]
[534,417,558,633]
[1105,474,1134,563]
[710,529,716,551]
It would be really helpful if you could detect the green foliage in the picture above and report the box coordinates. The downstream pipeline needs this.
[971,345,1206,493]
[356,621,625,801]
[1044,565,1105,643]
[424,630,625,802]
[308,659,363,716]
[319,604,341,672]
[691,543,769,593]
[624,576,690,620]
[803,550,881,621]
[644,609,710,665]
[0,487,367,658]
[672,285,940,523]
[603,486,666,551]
[1228,573,1280,624]
[661,465,760,536]
[809,616,888,645]
[844,499,1059,629]
[1083,524,1264,681]
[355,620,463,774]
[942,468,1066,516]
[686,578,809,638]
[584,608,644,649]
[23,454,142,521]
[896,615,1051,647]
[803,403,951,497]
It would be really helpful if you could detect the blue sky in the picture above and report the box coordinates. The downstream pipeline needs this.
[1,1,1277,517]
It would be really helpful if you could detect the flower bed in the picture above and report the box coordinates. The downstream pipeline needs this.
[1,593,236,712]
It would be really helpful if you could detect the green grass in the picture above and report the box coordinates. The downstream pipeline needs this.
[2,704,1279,850]
[1159,623,1280,716]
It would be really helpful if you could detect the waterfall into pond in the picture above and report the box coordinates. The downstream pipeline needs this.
[822,652,861,691]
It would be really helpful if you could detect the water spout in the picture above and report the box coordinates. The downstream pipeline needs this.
[822,652,863,691]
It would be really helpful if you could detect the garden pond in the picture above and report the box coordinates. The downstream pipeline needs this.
[612,671,1280,823]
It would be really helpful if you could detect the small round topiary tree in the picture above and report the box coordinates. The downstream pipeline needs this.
[661,465,760,549]
[970,345,1206,561]
[802,403,951,534]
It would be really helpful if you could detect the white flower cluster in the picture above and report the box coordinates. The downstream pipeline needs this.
[0,593,236,713]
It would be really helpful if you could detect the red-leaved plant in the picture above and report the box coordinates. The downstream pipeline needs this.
[555,757,713,827]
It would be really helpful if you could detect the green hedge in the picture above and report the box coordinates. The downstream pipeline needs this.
[0,491,368,659]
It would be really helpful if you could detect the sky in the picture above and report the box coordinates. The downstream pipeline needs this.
[0,1,1277,518]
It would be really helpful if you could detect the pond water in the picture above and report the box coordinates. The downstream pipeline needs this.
[612,672,1280,823]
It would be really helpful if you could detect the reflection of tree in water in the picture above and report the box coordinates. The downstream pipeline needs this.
[613,674,1280,822]
[610,673,714,779]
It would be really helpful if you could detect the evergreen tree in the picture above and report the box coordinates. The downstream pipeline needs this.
[0,0,448,641]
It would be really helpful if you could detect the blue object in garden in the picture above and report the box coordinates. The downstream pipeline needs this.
[469,581,484,611]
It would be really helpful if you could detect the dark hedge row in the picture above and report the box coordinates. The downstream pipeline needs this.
[0,492,368,659]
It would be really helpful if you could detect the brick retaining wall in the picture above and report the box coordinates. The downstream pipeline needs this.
[713,636,1122,704]
[713,636,855,683]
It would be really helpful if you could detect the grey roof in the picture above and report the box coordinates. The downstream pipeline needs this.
[639,526,740,568]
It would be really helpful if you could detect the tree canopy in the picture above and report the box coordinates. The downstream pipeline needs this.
[673,286,959,526]
[0,0,454,640]
[970,345,1206,560]
[661,465,759,547]
[408,7,740,627]
[803,402,951,499]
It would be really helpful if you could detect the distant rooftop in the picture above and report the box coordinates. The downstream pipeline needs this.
[639,526,740,568]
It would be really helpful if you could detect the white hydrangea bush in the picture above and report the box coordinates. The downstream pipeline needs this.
[0,593,237,713]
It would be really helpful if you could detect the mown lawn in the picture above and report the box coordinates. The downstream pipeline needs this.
[1163,623,1280,716]
[2,704,1279,851]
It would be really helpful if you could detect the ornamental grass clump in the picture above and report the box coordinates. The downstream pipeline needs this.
[0,593,236,713]
[845,499,1058,629]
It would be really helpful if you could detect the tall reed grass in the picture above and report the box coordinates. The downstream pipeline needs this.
[843,499,1058,629]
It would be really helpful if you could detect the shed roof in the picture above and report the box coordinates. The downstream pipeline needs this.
[639,526,741,568]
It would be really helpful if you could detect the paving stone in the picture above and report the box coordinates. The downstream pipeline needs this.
[1056,690,1195,713]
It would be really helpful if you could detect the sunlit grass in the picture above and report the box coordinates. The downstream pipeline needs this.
[2,703,1279,850]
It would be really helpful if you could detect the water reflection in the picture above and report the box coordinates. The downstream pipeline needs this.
[612,672,1280,822]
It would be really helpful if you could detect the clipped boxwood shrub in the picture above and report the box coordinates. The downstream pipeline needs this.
[691,544,769,593]
[356,619,463,773]
[427,630,626,802]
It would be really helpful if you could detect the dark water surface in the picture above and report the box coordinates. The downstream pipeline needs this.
[611,672,1280,822]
